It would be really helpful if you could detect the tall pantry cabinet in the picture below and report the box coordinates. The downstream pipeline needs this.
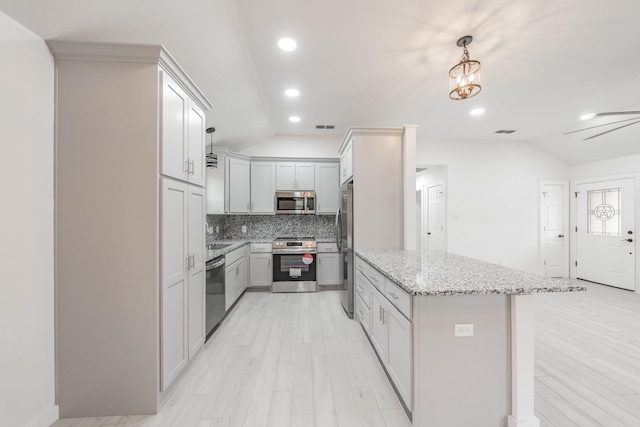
[49,41,213,418]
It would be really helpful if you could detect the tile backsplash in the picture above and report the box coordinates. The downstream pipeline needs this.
[207,214,336,241]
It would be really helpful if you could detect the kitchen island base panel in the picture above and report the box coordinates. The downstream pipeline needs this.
[413,294,510,427]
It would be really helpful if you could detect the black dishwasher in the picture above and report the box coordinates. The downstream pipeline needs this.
[205,256,225,341]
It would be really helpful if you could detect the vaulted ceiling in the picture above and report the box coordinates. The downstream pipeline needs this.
[1,0,639,165]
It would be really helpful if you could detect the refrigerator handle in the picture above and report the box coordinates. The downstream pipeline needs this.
[335,208,341,251]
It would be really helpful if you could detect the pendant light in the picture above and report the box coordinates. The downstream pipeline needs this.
[206,127,217,168]
[449,36,482,100]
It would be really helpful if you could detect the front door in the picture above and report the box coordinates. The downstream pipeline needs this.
[427,184,446,251]
[576,178,636,290]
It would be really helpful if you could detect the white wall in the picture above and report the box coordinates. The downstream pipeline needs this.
[0,11,57,427]
[417,139,569,274]
[238,134,341,158]
[570,153,640,180]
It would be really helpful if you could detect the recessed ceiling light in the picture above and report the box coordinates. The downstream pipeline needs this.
[285,88,300,97]
[580,113,596,120]
[289,116,301,122]
[278,38,297,51]
[470,108,485,116]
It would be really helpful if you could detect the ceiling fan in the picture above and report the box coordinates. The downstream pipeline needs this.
[564,111,640,140]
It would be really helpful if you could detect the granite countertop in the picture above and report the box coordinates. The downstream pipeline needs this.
[356,250,587,296]
[205,239,271,261]
[206,237,336,261]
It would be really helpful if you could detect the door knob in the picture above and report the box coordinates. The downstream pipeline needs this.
[427,232,431,235]
[558,234,564,238]
[628,231,634,234]
[622,238,633,242]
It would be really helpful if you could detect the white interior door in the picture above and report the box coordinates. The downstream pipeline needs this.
[576,178,635,290]
[427,184,446,251]
[541,182,568,277]
[416,189,422,252]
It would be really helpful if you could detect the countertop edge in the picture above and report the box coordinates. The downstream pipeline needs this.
[355,250,588,297]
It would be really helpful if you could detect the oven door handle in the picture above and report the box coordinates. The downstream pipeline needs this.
[272,249,317,254]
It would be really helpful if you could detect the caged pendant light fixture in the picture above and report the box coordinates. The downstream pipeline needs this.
[449,35,482,100]
[206,127,218,168]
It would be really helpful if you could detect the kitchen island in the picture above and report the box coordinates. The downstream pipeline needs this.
[354,250,586,427]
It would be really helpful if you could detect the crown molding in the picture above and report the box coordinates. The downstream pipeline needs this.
[46,40,213,111]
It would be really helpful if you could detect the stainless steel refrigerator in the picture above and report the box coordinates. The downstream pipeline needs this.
[337,181,354,318]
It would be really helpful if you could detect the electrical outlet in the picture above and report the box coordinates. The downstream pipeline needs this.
[242,225,247,233]
[454,324,474,337]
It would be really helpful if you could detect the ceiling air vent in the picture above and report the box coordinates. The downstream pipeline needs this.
[495,129,516,134]
[316,124,336,129]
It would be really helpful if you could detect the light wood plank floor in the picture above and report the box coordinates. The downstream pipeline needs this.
[53,291,411,427]
[53,284,640,427]
[534,281,640,426]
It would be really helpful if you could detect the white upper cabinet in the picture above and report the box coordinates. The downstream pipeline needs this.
[250,162,276,213]
[187,104,206,187]
[227,157,250,213]
[315,163,340,214]
[162,72,205,186]
[340,140,353,185]
[276,162,315,191]
[162,76,188,181]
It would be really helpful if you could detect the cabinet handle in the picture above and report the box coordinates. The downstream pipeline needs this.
[189,160,194,175]
[389,292,399,300]
[185,257,190,271]
[379,306,383,322]
[190,254,195,269]
[184,160,190,174]
[383,309,388,324]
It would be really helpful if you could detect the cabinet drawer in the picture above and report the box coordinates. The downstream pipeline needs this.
[355,269,370,309]
[226,245,245,265]
[385,279,411,320]
[250,243,272,253]
[367,267,385,293]
[317,242,338,253]
[355,292,371,336]
[355,256,368,275]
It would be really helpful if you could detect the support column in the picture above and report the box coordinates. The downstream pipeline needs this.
[508,294,540,427]
[403,125,418,250]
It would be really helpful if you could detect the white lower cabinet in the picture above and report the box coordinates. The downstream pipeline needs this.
[370,287,389,360]
[365,268,412,411]
[225,246,247,310]
[250,254,272,286]
[161,179,205,391]
[317,253,340,285]
[386,300,412,409]
[355,292,371,336]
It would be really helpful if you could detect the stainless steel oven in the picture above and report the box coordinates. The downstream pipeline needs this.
[275,191,315,214]
[272,237,317,292]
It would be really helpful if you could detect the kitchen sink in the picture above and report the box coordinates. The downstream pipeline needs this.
[208,243,232,250]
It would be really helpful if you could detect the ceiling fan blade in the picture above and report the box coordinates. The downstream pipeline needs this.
[564,117,640,135]
[583,119,640,140]
[595,111,640,117]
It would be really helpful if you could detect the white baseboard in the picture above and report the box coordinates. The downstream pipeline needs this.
[508,415,540,427]
[27,405,59,427]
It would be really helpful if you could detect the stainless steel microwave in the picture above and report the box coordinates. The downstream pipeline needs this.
[275,191,316,214]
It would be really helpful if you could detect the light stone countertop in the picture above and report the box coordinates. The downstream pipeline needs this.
[206,237,336,261]
[356,250,587,296]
